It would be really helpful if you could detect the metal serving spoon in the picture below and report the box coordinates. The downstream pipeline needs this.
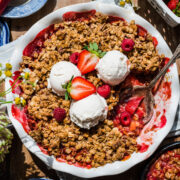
[129,44,180,124]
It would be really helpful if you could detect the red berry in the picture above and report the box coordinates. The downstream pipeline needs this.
[70,52,79,64]
[167,0,177,10]
[97,84,111,98]
[120,111,131,126]
[53,108,66,122]
[121,39,135,52]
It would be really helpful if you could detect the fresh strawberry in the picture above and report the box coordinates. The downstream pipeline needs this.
[125,96,144,115]
[77,50,99,75]
[167,0,178,10]
[77,43,106,75]
[63,76,96,100]
[97,84,111,98]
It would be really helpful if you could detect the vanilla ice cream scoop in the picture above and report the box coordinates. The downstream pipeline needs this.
[70,94,108,129]
[95,50,130,86]
[48,61,81,96]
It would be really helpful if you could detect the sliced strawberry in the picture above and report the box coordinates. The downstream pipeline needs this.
[77,50,99,75]
[70,76,96,100]
[137,25,147,37]
[125,96,144,115]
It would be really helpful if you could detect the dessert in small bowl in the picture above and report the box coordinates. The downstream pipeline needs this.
[141,141,180,180]
[6,2,179,178]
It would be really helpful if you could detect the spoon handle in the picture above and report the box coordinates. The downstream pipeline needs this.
[149,43,180,89]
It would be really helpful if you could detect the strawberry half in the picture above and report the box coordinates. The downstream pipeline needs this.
[63,76,96,101]
[77,50,99,75]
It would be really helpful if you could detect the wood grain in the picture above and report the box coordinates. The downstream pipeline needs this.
[2,0,180,180]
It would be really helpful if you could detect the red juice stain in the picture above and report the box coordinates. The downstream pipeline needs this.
[9,71,23,95]
[163,57,170,72]
[38,144,48,155]
[122,154,131,161]
[139,143,149,153]
[56,157,92,169]
[164,57,170,65]
[12,71,21,81]
[156,111,161,117]
[62,10,96,21]
[159,113,167,128]
[9,80,22,95]
[152,36,158,47]
[107,15,125,23]
[11,104,31,133]
[162,82,171,100]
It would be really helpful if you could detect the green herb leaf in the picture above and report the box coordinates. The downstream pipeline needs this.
[91,50,99,57]
[100,52,107,58]
[83,42,106,58]
[65,92,69,100]
[83,45,89,50]
[92,43,98,51]
[62,83,67,89]
[89,43,94,51]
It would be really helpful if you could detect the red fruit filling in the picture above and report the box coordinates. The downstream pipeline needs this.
[125,96,144,115]
[121,39,135,52]
[107,15,125,23]
[120,111,131,126]
[70,52,79,64]
[97,84,111,98]
[53,108,66,122]
[63,10,96,21]
[137,25,147,37]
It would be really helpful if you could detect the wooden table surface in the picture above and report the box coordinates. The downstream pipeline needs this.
[1,0,180,180]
